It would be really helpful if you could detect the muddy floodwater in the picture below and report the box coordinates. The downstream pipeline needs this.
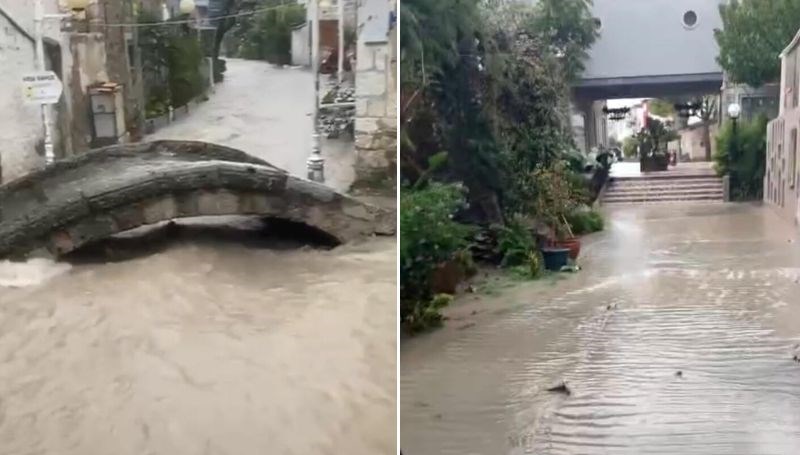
[0,220,396,455]
[402,203,800,455]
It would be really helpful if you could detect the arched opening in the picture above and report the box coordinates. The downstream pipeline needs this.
[64,215,342,264]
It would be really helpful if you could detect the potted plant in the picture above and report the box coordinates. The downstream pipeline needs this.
[530,163,581,267]
[636,118,678,172]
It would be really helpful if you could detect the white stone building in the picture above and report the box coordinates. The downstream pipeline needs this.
[765,28,800,226]
[0,0,65,183]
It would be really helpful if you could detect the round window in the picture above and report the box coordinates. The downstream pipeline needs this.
[683,10,698,28]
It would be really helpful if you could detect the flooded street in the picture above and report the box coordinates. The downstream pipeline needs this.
[0,225,396,455]
[402,203,800,454]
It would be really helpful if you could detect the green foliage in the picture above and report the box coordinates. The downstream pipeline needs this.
[715,0,800,87]
[400,183,473,329]
[529,161,579,239]
[635,118,679,156]
[713,115,768,200]
[166,34,204,107]
[622,136,638,158]
[527,0,600,81]
[497,218,535,267]
[236,4,306,64]
[566,207,604,235]
[648,99,675,118]
[404,294,453,333]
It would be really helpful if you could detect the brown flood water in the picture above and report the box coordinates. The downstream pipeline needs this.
[0,219,396,455]
[402,203,800,455]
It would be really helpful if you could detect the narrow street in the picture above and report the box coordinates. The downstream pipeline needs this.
[401,203,800,454]
[147,59,355,191]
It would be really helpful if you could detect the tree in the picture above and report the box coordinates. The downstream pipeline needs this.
[715,0,800,87]
[648,99,675,118]
[528,0,600,81]
[697,95,718,161]
[209,0,258,62]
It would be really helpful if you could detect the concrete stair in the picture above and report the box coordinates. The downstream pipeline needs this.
[601,174,725,204]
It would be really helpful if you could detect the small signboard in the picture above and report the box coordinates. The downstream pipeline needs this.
[22,71,63,105]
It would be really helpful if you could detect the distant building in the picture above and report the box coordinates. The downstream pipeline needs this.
[764,28,800,226]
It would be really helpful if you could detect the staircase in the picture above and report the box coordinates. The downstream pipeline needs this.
[601,171,725,205]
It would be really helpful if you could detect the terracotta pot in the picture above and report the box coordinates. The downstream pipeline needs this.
[554,236,581,260]
[430,259,465,294]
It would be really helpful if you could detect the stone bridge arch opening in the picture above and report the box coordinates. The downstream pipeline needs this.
[0,141,394,259]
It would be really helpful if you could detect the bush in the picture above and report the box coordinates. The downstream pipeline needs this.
[713,115,768,200]
[166,34,204,107]
[566,207,604,235]
[236,5,306,65]
[497,218,535,267]
[400,183,473,331]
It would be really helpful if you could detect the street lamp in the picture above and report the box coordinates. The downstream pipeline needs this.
[727,102,741,193]
[308,0,332,183]
[180,0,196,15]
[34,0,72,166]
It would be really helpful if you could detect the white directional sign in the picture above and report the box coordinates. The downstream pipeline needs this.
[21,71,63,105]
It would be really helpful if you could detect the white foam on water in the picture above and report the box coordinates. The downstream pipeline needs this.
[0,258,72,288]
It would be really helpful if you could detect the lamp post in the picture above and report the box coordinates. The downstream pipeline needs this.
[727,102,741,195]
[34,0,73,165]
[307,0,330,183]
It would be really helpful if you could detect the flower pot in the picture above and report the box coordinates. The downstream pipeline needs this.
[555,236,581,260]
[430,259,465,294]
[541,247,570,271]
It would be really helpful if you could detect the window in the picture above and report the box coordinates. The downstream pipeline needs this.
[682,10,698,28]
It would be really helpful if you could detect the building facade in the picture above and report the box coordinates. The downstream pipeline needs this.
[0,0,68,183]
[765,29,800,226]
[352,0,396,187]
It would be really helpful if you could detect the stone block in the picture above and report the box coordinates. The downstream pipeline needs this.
[355,117,381,136]
[365,98,386,117]
[141,196,179,224]
[356,71,387,97]
[356,98,369,117]
[196,190,240,216]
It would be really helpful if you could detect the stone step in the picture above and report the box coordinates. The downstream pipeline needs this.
[608,177,722,187]
[606,182,723,192]
[603,188,723,199]
[602,192,724,204]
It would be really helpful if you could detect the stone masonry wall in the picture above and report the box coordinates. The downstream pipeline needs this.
[352,0,396,188]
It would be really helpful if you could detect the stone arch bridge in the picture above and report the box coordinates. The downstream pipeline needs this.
[0,141,395,259]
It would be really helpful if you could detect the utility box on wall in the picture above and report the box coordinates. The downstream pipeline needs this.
[89,82,125,148]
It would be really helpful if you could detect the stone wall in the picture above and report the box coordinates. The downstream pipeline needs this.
[352,0,396,188]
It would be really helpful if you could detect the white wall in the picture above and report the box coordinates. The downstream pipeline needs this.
[0,1,63,182]
[583,0,726,80]
[291,24,310,67]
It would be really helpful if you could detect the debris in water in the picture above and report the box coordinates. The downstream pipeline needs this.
[546,381,571,395]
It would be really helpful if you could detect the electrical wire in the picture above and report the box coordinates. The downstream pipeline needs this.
[92,0,295,28]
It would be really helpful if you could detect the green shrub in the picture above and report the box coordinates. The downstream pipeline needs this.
[400,183,473,331]
[566,207,604,235]
[166,34,204,107]
[497,218,536,267]
[236,5,306,65]
[713,115,768,200]
[404,294,453,333]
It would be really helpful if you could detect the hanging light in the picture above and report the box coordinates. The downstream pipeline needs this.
[179,0,196,15]
[65,0,90,10]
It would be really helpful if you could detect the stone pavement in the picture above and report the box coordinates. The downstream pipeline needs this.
[402,203,800,455]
